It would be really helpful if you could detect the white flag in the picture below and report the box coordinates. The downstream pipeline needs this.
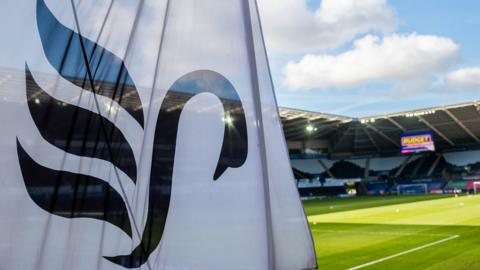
[0,0,316,269]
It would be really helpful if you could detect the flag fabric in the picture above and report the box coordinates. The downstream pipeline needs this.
[0,0,316,269]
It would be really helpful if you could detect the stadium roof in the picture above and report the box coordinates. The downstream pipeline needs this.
[3,68,480,157]
[280,101,480,157]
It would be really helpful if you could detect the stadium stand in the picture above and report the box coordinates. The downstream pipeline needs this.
[282,102,480,197]
[292,168,316,180]
[325,160,364,179]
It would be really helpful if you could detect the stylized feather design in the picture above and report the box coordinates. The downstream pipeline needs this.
[25,65,137,183]
[17,140,132,237]
[36,0,144,127]
[105,70,248,268]
[21,1,249,268]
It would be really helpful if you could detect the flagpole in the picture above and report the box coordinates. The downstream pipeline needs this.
[249,0,318,268]
[241,0,276,269]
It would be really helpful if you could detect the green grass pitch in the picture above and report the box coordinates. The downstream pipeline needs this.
[303,194,480,269]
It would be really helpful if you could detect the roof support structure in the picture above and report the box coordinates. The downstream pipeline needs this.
[417,116,455,146]
[364,158,370,179]
[386,117,406,132]
[427,154,442,176]
[288,121,342,141]
[280,103,480,154]
[284,117,340,138]
[282,118,309,133]
[395,155,412,178]
[365,123,400,147]
[362,126,381,153]
[330,125,353,152]
[353,125,359,153]
[411,155,426,177]
[318,159,336,179]
[285,119,334,138]
[311,127,338,140]
[443,109,480,143]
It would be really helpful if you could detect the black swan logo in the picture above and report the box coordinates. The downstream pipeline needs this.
[17,0,248,268]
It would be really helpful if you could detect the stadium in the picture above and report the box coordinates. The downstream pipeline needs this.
[280,102,480,269]
[1,0,480,270]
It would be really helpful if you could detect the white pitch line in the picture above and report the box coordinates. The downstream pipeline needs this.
[311,229,453,237]
[347,235,460,270]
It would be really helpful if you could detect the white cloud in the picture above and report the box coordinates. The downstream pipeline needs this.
[283,33,460,90]
[258,0,396,53]
[447,67,480,90]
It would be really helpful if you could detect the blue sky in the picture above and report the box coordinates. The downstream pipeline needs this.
[260,0,480,117]
[392,0,480,66]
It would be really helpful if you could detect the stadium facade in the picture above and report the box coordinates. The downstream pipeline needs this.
[280,102,480,197]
